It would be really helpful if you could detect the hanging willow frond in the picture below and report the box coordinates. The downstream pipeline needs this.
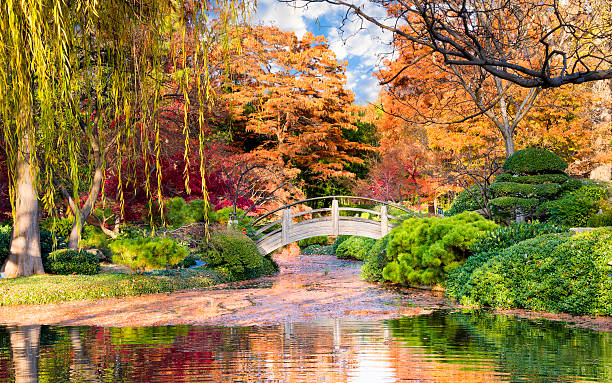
[0,0,253,229]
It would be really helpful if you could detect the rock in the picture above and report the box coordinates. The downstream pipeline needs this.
[85,248,106,262]
[99,262,136,275]
[590,163,612,181]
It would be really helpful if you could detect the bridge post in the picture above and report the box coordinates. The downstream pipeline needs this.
[380,205,389,236]
[331,199,339,236]
[281,208,292,246]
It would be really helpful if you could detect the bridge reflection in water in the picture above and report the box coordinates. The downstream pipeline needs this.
[253,196,412,255]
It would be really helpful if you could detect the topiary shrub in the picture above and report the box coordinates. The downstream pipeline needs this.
[454,230,612,316]
[489,148,570,221]
[110,237,189,272]
[361,234,391,282]
[43,249,100,275]
[446,186,486,216]
[502,147,568,175]
[446,221,569,301]
[335,236,375,260]
[383,212,497,286]
[199,230,277,281]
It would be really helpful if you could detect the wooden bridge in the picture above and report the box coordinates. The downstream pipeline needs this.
[252,196,412,255]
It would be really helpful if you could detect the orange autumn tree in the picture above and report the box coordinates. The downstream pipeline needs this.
[223,26,373,193]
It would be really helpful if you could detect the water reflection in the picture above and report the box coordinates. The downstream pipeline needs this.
[0,310,610,382]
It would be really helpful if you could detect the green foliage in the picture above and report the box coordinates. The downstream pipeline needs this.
[502,148,567,175]
[447,186,485,216]
[488,182,561,198]
[163,197,215,228]
[110,237,189,272]
[0,224,11,270]
[495,173,570,184]
[199,231,277,281]
[41,217,74,240]
[452,229,612,316]
[297,236,329,249]
[588,209,612,227]
[332,235,351,253]
[361,234,391,282]
[335,236,376,260]
[43,249,100,275]
[0,268,225,305]
[446,221,569,300]
[383,212,498,286]
[301,244,335,255]
[215,207,248,226]
[543,185,609,227]
[80,225,112,261]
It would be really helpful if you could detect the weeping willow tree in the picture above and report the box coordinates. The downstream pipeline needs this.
[0,0,249,277]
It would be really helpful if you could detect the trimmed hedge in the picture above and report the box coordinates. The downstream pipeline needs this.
[361,235,391,282]
[383,212,497,286]
[502,148,568,175]
[43,249,100,275]
[110,237,189,272]
[332,235,351,254]
[199,231,278,281]
[335,236,375,260]
[495,173,570,184]
[446,221,569,301]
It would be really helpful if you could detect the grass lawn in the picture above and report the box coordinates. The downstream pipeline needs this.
[0,268,226,305]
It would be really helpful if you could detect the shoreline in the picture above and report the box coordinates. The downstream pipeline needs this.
[0,252,610,331]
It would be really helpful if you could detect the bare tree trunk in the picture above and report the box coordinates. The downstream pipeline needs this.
[3,131,44,277]
[502,130,515,157]
[8,325,41,383]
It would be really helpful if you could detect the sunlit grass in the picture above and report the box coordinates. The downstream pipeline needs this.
[0,268,226,306]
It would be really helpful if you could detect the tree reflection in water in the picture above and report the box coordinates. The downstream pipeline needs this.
[0,311,609,382]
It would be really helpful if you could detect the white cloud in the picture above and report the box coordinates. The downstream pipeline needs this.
[254,0,392,104]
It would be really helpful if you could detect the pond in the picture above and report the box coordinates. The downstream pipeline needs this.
[1,310,610,382]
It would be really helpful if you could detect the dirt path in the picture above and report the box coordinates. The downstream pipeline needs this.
[0,252,611,331]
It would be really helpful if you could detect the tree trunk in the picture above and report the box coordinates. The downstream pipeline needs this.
[8,325,41,383]
[502,130,515,158]
[3,132,44,278]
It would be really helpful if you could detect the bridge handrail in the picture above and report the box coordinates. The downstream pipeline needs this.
[252,196,414,226]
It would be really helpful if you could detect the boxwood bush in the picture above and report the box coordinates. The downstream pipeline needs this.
[383,212,497,286]
[335,236,375,260]
[110,236,189,272]
[502,147,568,174]
[361,234,391,282]
[454,230,612,316]
[446,221,569,301]
[43,249,100,275]
[199,231,278,281]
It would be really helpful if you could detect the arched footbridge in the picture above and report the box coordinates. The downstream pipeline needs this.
[252,196,412,255]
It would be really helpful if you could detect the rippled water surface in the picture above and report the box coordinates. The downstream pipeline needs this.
[0,310,610,382]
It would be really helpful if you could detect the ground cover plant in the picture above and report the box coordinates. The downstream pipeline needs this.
[383,212,498,286]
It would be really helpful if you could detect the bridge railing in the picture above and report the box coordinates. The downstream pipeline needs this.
[252,196,415,248]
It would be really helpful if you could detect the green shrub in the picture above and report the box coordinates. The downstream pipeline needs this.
[43,249,100,275]
[298,236,329,249]
[456,230,612,316]
[383,212,497,286]
[332,235,351,253]
[361,234,391,282]
[335,236,375,260]
[163,197,217,228]
[446,221,569,300]
[215,207,249,226]
[199,231,277,281]
[543,185,609,227]
[446,186,485,216]
[80,225,112,261]
[301,244,334,255]
[502,148,567,175]
[41,217,74,240]
[110,236,189,272]
[588,209,612,227]
[0,224,11,269]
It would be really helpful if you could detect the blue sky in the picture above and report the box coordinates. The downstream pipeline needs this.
[253,0,393,104]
